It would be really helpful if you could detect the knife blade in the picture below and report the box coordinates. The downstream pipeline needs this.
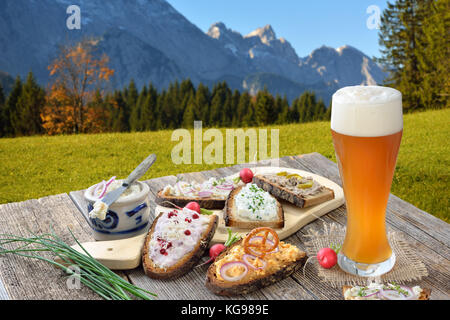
[101,154,157,206]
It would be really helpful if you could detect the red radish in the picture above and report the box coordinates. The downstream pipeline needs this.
[195,243,226,267]
[195,229,240,268]
[317,247,337,269]
[184,201,200,214]
[239,168,254,184]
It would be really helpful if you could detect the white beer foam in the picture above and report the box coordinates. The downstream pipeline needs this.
[331,86,403,137]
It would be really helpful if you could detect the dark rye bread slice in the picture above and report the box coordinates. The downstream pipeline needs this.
[253,174,335,208]
[342,286,431,300]
[205,239,307,296]
[224,185,285,229]
[155,189,226,209]
[142,211,218,279]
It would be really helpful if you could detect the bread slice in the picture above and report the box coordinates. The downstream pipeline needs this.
[253,174,335,208]
[142,210,218,279]
[155,189,226,209]
[342,285,431,300]
[205,238,307,296]
[224,185,284,229]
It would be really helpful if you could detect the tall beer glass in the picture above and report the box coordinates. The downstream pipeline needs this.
[331,86,402,276]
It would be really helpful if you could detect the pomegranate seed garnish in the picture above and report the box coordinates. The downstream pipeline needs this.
[160,248,167,255]
[184,230,191,236]
[185,218,192,223]
[168,211,177,218]
[192,214,199,219]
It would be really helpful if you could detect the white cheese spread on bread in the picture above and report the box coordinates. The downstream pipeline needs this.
[234,183,278,221]
[148,208,211,268]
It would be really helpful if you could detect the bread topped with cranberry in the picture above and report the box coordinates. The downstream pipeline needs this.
[142,207,218,279]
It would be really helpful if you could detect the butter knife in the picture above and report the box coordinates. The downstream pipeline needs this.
[100,154,157,207]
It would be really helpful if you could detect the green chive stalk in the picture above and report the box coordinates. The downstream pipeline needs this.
[0,228,157,300]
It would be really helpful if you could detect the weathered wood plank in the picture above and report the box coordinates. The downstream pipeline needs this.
[0,278,9,300]
[0,194,102,300]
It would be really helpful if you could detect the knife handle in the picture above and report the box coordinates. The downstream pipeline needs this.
[123,154,157,186]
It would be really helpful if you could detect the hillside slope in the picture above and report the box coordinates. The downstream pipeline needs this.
[0,109,448,222]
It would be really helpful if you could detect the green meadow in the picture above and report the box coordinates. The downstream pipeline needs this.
[0,108,448,222]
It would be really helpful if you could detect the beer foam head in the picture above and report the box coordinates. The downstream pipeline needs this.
[331,86,402,137]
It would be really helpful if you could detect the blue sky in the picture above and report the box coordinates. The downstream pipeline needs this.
[166,0,389,58]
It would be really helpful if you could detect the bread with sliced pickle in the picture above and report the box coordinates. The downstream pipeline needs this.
[253,172,334,208]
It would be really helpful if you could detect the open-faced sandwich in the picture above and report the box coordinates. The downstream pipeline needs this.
[224,183,284,229]
[142,207,218,279]
[253,171,335,208]
[156,178,236,209]
[343,282,431,300]
[205,227,306,295]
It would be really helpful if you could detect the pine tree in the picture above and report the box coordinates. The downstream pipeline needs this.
[127,80,140,131]
[254,88,275,125]
[377,0,444,111]
[415,0,449,109]
[230,89,241,126]
[276,95,290,124]
[182,92,196,128]
[112,90,129,132]
[141,84,157,131]
[314,98,327,121]
[195,83,210,124]
[179,79,195,102]
[236,91,251,126]
[4,76,22,136]
[16,72,45,135]
[209,83,226,126]
[242,97,257,127]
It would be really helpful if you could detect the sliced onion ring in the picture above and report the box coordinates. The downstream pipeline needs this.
[198,191,213,198]
[242,254,267,270]
[93,180,107,199]
[105,176,116,187]
[219,261,248,282]
[363,291,380,298]
[98,180,107,198]
[379,286,414,300]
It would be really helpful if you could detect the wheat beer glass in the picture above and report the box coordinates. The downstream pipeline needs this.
[331,86,402,276]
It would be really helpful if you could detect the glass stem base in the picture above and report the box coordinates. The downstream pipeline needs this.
[337,252,396,277]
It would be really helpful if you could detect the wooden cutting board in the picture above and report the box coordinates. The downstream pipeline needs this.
[70,167,344,270]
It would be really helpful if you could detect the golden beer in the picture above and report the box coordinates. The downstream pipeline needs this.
[331,86,402,276]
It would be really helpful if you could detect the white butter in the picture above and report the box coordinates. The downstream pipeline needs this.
[89,201,109,220]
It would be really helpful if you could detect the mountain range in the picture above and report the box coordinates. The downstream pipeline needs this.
[0,0,387,103]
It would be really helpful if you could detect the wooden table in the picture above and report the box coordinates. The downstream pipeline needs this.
[0,153,448,300]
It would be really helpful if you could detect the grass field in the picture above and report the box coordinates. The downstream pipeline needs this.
[0,109,448,222]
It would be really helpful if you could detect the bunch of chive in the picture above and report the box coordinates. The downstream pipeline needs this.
[0,229,157,300]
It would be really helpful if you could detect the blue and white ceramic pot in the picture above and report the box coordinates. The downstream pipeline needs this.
[84,181,151,241]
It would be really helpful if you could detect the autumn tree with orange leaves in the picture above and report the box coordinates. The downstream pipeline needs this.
[41,40,114,135]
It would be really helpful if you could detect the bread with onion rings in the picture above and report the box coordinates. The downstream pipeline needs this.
[205,228,306,295]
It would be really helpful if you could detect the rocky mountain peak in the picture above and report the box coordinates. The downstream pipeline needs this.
[245,24,276,43]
